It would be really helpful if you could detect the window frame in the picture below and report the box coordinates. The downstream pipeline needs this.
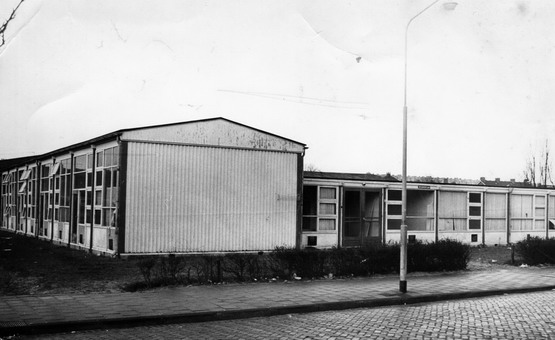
[302,185,339,233]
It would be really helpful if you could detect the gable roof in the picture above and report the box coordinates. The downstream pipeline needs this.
[0,117,306,171]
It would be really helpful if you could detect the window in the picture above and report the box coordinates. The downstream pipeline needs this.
[438,191,467,231]
[534,195,546,231]
[387,189,434,231]
[484,193,506,231]
[510,194,534,231]
[302,186,338,232]
[100,146,119,228]
[468,192,482,230]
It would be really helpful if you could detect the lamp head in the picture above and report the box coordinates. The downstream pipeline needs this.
[443,2,458,11]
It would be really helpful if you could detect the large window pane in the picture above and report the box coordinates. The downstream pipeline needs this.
[319,219,336,231]
[302,217,317,231]
[319,187,336,199]
[302,186,317,215]
[319,203,336,215]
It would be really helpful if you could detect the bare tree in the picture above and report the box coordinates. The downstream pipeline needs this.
[0,0,26,48]
[304,163,321,172]
[523,140,553,187]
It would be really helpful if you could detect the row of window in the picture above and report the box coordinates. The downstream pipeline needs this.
[1,146,119,233]
[302,186,555,233]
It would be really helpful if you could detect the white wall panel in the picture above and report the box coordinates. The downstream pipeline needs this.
[125,142,298,253]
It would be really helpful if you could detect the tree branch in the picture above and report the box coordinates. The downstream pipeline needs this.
[0,0,26,48]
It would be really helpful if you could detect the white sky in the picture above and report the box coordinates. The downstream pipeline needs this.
[0,0,554,181]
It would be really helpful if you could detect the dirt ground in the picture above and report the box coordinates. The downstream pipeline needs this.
[0,230,523,296]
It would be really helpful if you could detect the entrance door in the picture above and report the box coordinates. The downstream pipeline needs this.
[343,189,382,247]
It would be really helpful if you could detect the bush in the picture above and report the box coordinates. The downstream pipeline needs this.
[125,239,470,291]
[409,239,470,272]
[516,237,555,265]
[136,257,157,287]
[223,253,263,281]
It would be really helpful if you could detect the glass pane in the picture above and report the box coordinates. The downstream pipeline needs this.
[74,155,86,172]
[388,204,402,216]
[469,219,481,229]
[535,207,545,218]
[319,187,336,200]
[302,217,317,231]
[74,173,86,189]
[407,218,434,231]
[94,210,101,225]
[319,219,336,231]
[94,190,101,206]
[344,191,360,218]
[485,218,505,231]
[407,190,434,217]
[438,218,467,231]
[534,220,545,230]
[112,146,119,166]
[485,193,506,219]
[302,186,317,215]
[345,221,361,237]
[105,148,113,167]
[469,206,481,216]
[469,193,481,203]
[96,171,102,187]
[388,190,402,201]
[319,203,336,215]
[536,195,546,206]
[439,191,467,218]
[97,151,104,167]
[387,219,401,230]
[104,169,112,188]
[510,194,533,218]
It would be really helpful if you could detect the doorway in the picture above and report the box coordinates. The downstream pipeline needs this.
[343,189,382,247]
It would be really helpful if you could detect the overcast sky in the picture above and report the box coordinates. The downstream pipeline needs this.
[1,0,553,181]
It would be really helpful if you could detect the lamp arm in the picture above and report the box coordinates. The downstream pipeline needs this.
[404,0,441,107]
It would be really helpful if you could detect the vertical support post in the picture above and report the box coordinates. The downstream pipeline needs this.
[68,153,74,247]
[296,152,304,250]
[89,147,96,253]
[117,140,128,256]
[50,160,55,242]
[400,104,408,294]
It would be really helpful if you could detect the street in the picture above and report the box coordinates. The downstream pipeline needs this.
[14,291,555,339]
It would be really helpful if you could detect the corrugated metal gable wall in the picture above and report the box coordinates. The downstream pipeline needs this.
[125,142,298,253]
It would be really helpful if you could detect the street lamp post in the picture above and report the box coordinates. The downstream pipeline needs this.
[400,0,457,294]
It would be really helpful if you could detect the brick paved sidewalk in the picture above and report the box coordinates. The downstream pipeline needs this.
[2,267,555,336]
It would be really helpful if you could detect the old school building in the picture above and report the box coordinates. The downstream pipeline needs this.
[2,118,554,255]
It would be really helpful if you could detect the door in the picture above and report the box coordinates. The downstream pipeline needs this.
[343,189,382,247]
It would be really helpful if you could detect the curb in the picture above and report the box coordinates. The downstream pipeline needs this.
[2,285,555,337]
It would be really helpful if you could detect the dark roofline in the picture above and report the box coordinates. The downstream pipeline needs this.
[0,117,306,171]
[304,171,399,182]
[304,171,553,190]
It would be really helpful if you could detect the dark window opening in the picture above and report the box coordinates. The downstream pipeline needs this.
[469,206,481,216]
[469,193,481,203]
[388,190,402,201]
[302,186,317,215]
[302,217,317,232]
[388,204,402,216]
[469,219,481,229]
[307,236,317,246]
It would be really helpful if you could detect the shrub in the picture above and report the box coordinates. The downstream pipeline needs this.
[136,257,157,287]
[408,239,470,272]
[224,253,263,281]
[158,254,186,283]
[516,237,555,265]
